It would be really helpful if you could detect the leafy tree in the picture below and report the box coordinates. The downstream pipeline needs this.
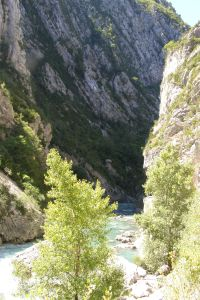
[165,193,200,300]
[18,149,124,299]
[136,145,194,271]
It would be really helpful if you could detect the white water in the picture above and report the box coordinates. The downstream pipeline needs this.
[0,243,34,299]
[0,214,137,299]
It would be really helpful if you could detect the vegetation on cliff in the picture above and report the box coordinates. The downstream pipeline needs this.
[145,24,200,156]
[0,79,47,200]
[137,0,185,26]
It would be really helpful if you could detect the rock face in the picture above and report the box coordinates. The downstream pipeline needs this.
[0,0,29,76]
[144,24,200,189]
[0,172,43,244]
[0,0,185,202]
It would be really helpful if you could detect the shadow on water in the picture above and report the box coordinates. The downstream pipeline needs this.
[113,202,141,215]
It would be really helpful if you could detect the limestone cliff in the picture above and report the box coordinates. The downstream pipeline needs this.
[0,0,185,204]
[144,23,200,189]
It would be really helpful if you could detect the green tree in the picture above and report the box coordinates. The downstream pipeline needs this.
[165,193,200,300]
[21,149,124,299]
[136,146,194,271]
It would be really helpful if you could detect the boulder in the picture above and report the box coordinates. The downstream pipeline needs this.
[123,231,136,238]
[131,281,152,298]
[147,288,164,300]
[116,235,132,243]
[156,265,170,276]
[136,266,147,278]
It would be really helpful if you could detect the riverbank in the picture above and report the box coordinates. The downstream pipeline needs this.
[117,257,164,300]
[0,213,164,300]
[0,214,138,299]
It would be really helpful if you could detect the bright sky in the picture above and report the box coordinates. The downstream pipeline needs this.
[169,0,200,26]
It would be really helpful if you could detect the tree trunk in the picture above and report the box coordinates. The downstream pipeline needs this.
[74,241,81,300]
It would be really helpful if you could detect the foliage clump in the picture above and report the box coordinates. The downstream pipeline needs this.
[137,0,185,26]
[164,32,200,53]
[97,22,116,48]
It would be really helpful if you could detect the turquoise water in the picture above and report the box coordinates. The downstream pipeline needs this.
[0,214,137,298]
[108,216,138,263]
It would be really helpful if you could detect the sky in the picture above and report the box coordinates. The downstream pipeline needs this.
[169,0,200,26]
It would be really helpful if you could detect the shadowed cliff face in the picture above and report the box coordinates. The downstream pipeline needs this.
[0,0,185,204]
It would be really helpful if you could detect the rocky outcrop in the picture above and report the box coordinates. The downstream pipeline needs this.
[0,0,185,202]
[0,0,29,76]
[29,114,52,152]
[144,24,200,189]
[0,172,43,244]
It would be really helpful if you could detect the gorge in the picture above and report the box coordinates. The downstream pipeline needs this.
[0,0,199,299]
[0,0,185,207]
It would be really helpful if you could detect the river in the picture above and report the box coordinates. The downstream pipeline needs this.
[0,206,138,299]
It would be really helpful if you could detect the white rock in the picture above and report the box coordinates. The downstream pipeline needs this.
[147,288,164,300]
[136,266,147,278]
[156,265,170,275]
[131,281,152,298]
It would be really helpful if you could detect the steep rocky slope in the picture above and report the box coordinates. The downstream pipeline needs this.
[0,0,185,204]
[144,23,200,189]
[0,171,43,244]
